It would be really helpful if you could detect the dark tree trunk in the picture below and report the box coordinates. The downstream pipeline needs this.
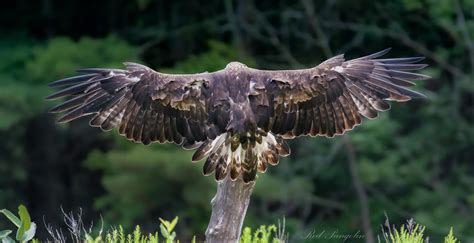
[205,176,255,243]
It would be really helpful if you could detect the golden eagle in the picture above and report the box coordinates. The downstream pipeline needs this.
[47,48,428,183]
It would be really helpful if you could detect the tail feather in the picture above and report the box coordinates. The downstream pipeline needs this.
[265,144,280,166]
[242,149,257,183]
[257,158,268,173]
[192,132,289,182]
[203,155,218,176]
[215,157,229,181]
[230,157,242,180]
[192,140,212,161]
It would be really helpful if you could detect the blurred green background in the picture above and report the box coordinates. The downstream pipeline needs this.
[0,0,472,242]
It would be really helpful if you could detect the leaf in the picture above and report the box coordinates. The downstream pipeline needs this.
[16,205,32,242]
[168,217,178,231]
[169,232,176,240]
[159,224,170,239]
[85,233,94,242]
[94,236,102,243]
[1,236,15,243]
[15,219,25,242]
[18,205,31,231]
[0,209,21,228]
[21,222,36,242]
[0,230,12,239]
[444,227,458,243]
[158,218,170,230]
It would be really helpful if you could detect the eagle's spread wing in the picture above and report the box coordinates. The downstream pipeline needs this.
[47,49,429,183]
[254,48,428,138]
[47,63,219,146]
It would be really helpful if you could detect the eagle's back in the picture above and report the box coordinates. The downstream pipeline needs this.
[196,64,290,182]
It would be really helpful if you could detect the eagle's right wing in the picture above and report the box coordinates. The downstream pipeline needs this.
[47,63,220,146]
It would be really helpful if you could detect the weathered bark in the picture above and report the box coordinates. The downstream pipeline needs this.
[205,176,255,243]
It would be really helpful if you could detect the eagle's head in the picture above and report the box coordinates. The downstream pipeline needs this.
[225,61,247,71]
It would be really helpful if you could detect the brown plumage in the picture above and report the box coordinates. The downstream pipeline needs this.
[47,48,429,182]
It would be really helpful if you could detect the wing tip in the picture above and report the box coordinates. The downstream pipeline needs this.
[47,82,59,88]
[409,90,427,99]
[355,47,392,60]
[48,73,96,87]
[45,93,60,100]
[56,117,71,124]
[380,47,392,55]
[76,68,121,74]
[48,105,61,113]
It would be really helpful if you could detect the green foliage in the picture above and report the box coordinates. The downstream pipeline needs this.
[444,228,459,243]
[0,231,12,239]
[159,217,178,243]
[42,209,284,243]
[385,224,426,243]
[0,205,36,243]
[102,224,160,243]
[381,219,460,243]
[240,225,280,243]
[0,205,462,242]
[0,210,20,228]
[95,218,283,243]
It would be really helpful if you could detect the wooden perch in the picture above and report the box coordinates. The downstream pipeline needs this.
[205,176,256,243]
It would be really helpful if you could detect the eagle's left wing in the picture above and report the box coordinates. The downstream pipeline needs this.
[251,48,429,138]
[47,62,219,146]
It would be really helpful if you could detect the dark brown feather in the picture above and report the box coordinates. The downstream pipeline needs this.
[242,149,257,183]
[215,157,229,181]
[230,157,242,181]
[192,141,212,161]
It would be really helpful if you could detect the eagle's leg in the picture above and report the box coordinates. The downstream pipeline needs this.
[205,175,255,243]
